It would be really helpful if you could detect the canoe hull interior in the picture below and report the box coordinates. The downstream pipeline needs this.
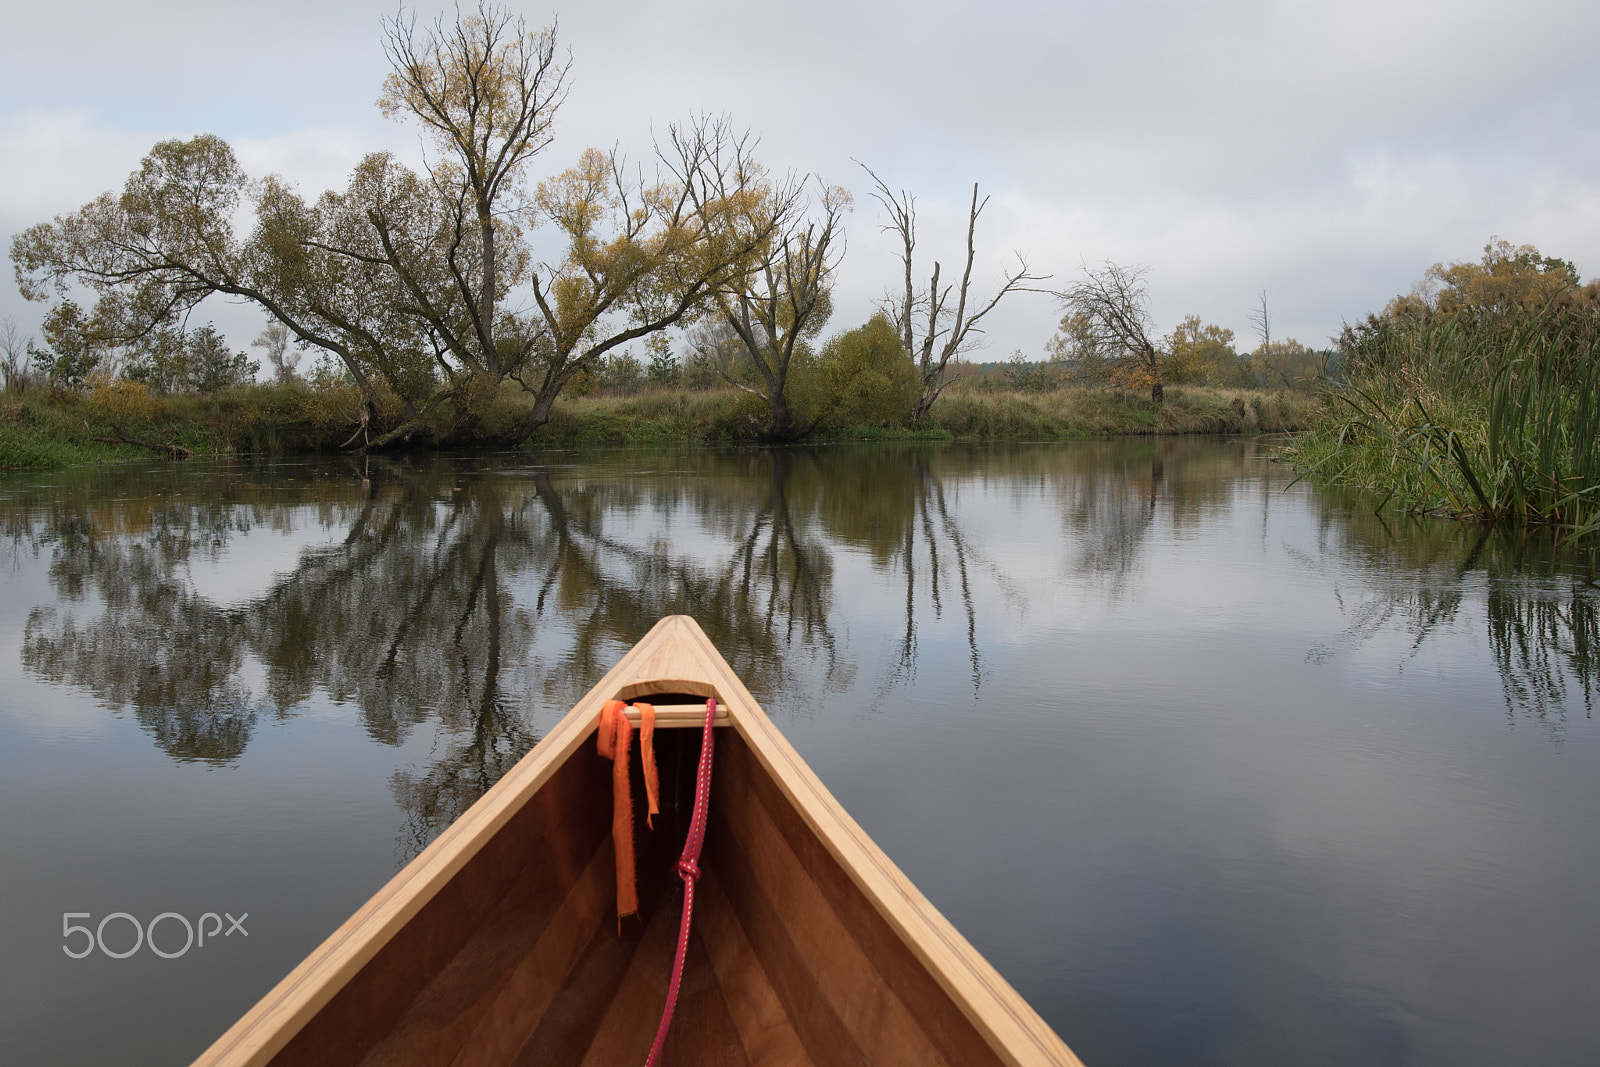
[193,617,1081,1067]
[260,721,1002,1065]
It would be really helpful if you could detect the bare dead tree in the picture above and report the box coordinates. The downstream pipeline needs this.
[714,179,848,440]
[1058,260,1168,403]
[857,163,1048,420]
[0,315,33,394]
[1248,289,1272,350]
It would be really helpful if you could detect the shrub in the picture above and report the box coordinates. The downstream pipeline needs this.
[85,377,157,427]
[815,315,918,429]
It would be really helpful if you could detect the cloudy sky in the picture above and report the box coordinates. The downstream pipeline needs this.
[3,0,1598,361]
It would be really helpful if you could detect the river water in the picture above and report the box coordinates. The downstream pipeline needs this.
[1,439,1597,1066]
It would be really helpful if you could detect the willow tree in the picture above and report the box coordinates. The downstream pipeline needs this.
[11,135,429,424]
[708,177,848,440]
[12,7,781,447]
[10,0,564,437]
[378,2,566,418]
[504,116,791,443]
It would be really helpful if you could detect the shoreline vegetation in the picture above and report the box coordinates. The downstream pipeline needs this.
[1287,240,1600,542]
[0,381,1318,471]
[5,4,1331,470]
[11,3,1586,529]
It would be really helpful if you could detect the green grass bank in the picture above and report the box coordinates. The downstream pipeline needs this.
[0,381,367,470]
[1,382,1320,471]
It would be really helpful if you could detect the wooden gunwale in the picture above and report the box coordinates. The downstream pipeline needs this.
[675,620,1082,1067]
[190,615,1081,1067]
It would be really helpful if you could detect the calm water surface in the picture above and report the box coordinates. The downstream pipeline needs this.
[2,440,1597,1065]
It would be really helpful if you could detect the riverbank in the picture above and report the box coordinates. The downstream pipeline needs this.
[1285,305,1600,540]
[1278,241,1600,541]
[0,381,363,470]
[0,383,1321,469]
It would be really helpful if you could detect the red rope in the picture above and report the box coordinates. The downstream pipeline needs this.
[644,697,717,1067]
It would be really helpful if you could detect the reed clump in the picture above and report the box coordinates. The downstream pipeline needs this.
[1291,304,1600,537]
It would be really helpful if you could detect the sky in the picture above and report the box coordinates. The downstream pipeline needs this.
[2,0,1598,363]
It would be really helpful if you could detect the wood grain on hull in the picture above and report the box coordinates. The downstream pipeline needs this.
[190,616,1080,1067]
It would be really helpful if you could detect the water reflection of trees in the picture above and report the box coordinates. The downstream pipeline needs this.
[1488,584,1599,726]
[1050,438,1252,590]
[1311,501,1600,735]
[805,448,982,692]
[13,466,351,764]
[7,453,855,855]
[389,453,852,855]
[11,440,1597,846]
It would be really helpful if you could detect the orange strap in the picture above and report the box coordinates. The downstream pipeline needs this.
[634,701,660,828]
[596,699,660,926]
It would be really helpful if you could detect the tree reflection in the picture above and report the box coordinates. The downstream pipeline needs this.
[1309,499,1600,735]
[12,438,1598,854]
[804,448,983,693]
[387,453,851,853]
[24,600,261,763]
[1055,441,1165,589]
[7,452,855,855]
[1488,584,1600,726]
[1049,438,1249,592]
[15,467,329,764]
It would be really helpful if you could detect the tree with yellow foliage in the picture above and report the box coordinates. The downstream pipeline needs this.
[1165,315,1241,386]
[379,2,567,419]
[11,5,784,448]
[1423,238,1579,315]
[503,117,792,442]
[1248,339,1323,391]
[709,177,848,440]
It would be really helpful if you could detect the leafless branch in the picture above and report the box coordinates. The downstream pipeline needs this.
[1057,259,1168,402]
[1248,288,1272,349]
[856,162,1050,418]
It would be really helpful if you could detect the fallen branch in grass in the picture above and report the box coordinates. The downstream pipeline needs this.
[93,424,193,460]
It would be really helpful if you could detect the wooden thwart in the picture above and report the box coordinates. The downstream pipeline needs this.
[622,702,731,729]
[190,615,1083,1067]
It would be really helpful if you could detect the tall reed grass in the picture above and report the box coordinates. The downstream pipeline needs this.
[1293,305,1600,537]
